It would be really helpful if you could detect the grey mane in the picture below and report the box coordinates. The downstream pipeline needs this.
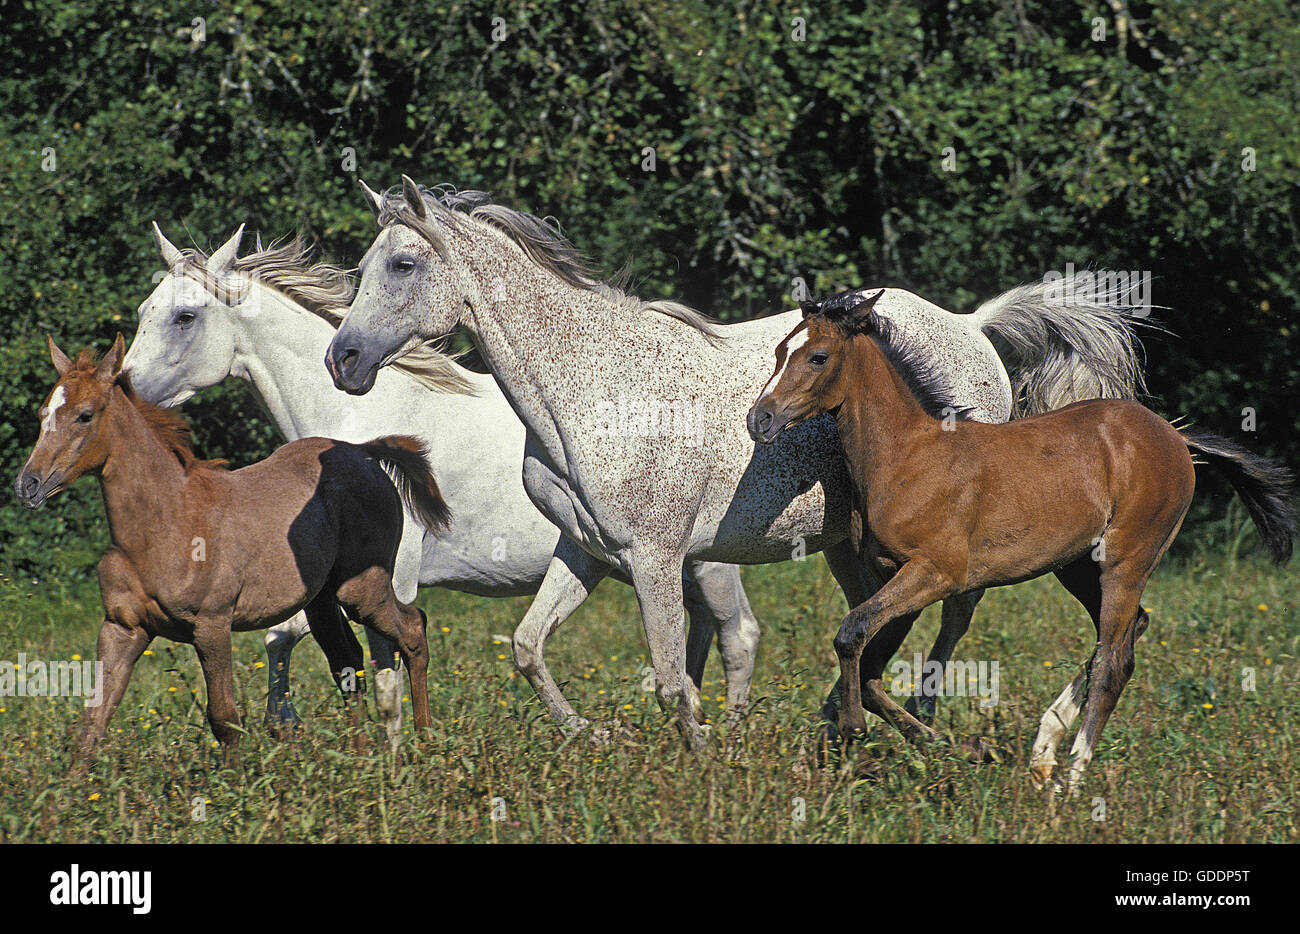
[177,237,473,394]
[375,183,726,343]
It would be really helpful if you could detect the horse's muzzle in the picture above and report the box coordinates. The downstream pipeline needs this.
[746,404,781,444]
[324,343,378,396]
[14,469,57,509]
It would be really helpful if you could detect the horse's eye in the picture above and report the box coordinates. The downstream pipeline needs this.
[810,351,829,366]
[175,311,196,328]
[391,257,416,275]
[77,410,94,423]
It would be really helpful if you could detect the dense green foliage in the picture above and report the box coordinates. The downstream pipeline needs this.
[2,0,1297,576]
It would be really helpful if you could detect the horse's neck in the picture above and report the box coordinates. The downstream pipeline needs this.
[835,335,935,493]
[98,388,191,557]
[227,288,344,441]
[460,238,627,457]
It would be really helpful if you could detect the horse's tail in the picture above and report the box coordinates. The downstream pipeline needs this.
[1181,428,1295,565]
[968,276,1154,417]
[360,435,452,533]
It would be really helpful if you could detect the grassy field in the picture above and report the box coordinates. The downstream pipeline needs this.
[0,528,1295,844]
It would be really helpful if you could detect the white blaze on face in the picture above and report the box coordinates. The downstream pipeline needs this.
[39,385,67,439]
[757,326,811,403]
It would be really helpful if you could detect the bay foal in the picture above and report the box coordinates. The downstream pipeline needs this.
[748,290,1294,791]
[14,335,448,752]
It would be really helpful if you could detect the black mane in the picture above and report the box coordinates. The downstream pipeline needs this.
[813,289,975,422]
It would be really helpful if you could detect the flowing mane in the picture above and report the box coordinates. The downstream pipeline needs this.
[64,349,228,471]
[373,183,726,343]
[815,290,975,422]
[174,238,474,393]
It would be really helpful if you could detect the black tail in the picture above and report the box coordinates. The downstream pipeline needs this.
[1182,429,1295,565]
[360,435,452,533]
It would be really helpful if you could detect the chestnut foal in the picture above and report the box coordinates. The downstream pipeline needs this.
[15,335,449,753]
[748,290,1294,791]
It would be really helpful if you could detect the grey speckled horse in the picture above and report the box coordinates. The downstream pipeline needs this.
[326,177,1147,747]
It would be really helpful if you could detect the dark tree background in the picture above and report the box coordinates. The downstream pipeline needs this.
[2,0,1296,577]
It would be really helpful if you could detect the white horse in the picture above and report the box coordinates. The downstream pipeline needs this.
[324,178,1148,747]
[121,223,764,747]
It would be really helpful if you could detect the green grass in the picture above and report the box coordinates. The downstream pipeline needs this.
[0,540,1295,843]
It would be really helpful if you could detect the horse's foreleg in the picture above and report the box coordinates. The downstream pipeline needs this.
[819,539,883,733]
[684,561,761,726]
[632,551,704,750]
[512,537,610,737]
[193,626,242,747]
[303,593,367,739]
[905,589,984,723]
[835,559,951,745]
[264,613,310,725]
[76,618,152,756]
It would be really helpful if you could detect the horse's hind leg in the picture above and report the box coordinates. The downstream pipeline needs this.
[1030,556,1103,786]
[1062,563,1154,795]
[336,567,431,746]
[684,561,761,726]
[301,592,368,737]
[905,589,985,724]
[264,613,311,726]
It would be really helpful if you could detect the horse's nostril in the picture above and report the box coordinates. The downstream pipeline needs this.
[756,410,773,431]
[338,348,359,376]
[16,474,38,503]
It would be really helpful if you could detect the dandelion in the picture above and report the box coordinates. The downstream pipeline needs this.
[1202,703,1214,710]
[254,661,265,669]
[168,686,178,693]
[88,793,100,801]
[497,653,506,660]
[440,626,450,633]
[72,654,81,661]
[143,650,153,656]
[1044,661,1053,668]
[1257,603,1269,612]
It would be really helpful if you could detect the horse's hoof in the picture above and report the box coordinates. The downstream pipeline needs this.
[1029,763,1056,789]
[959,736,996,763]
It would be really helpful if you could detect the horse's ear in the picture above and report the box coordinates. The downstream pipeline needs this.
[847,289,886,331]
[152,221,185,270]
[95,333,126,383]
[358,179,384,220]
[799,300,820,318]
[401,174,428,219]
[208,223,245,274]
[47,334,74,376]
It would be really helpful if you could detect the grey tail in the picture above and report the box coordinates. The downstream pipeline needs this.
[969,275,1158,417]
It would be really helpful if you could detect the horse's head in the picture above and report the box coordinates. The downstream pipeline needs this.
[15,335,125,508]
[327,176,474,395]
[123,223,247,408]
[746,289,884,444]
